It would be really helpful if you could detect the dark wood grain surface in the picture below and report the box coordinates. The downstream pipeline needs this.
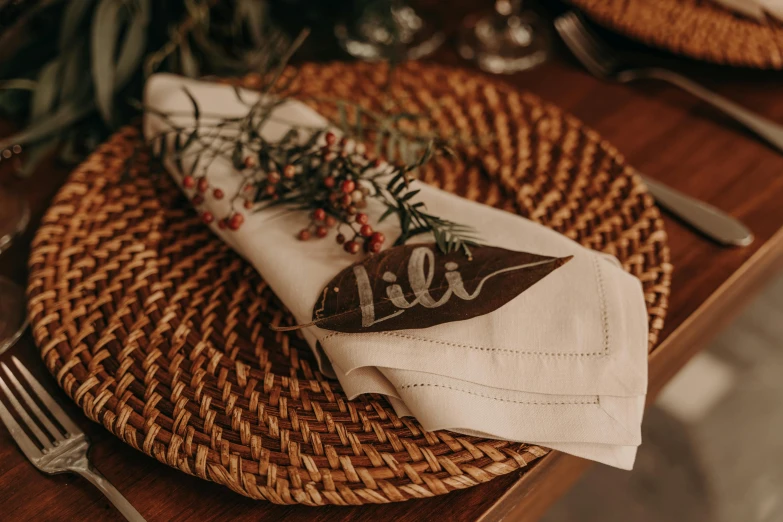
[3,4,783,521]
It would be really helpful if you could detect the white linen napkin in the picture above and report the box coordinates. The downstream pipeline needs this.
[144,73,649,469]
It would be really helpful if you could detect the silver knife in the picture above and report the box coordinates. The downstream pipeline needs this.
[641,175,753,247]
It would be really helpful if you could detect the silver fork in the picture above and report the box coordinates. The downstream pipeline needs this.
[0,356,145,522]
[555,11,754,247]
[555,11,783,154]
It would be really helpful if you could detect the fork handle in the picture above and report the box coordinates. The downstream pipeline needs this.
[625,67,783,154]
[74,466,146,522]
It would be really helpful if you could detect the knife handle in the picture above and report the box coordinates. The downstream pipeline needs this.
[641,176,753,247]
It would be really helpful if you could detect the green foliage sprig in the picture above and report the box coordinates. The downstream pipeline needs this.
[0,0,291,176]
[147,81,480,257]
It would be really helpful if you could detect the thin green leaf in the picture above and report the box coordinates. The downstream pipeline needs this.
[399,189,420,202]
[182,86,200,121]
[262,28,310,94]
[391,180,407,197]
[91,0,123,124]
[60,0,95,50]
[32,59,60,120]
[189,151,202,175]
[386,171,404,190]
[0,79,37,91]
[179,37,199,78]
[233,85,253,106]
[379,206,397,223]
[183,129,198,149]
[61,40,86,102]
[0,102,93,150]
[232,143,244,169]
[241,0,267,47]
[155,135,166,162]
[173,132,185,173]
[115,0,150,87]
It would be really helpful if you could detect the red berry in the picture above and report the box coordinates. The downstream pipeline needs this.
[336,233,346,244]
[316,226,328,238]
[183,175,195,188]
[341,180,355,194]
[213,188,224,199]
[298,229,311,241]
[360,224,373,237]
[265,185,276,195]
[341,194,352,206]
[323,176,336,188]
[244,184,255,193]
[355,213,368,225]
[244,200,254,209]
[313,208,326,221]
[201,211,214,224]
[268,171,281,184]
[369,240,383,253]
[325,132,336,146]
[192,194,204,205]
[197,177,209,193]
[283,164,296,179]
[228,213,244,230]
[371,231,385,244]
[325,215,337,227]
[244,156,256,169]
[218,219,227,230]
[344,240,360,254]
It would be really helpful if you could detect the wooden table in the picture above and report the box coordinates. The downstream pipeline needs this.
[3,7,783,522]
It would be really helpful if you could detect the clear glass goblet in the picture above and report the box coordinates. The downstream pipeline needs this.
[335,0,444,61]
[458,0,550,74]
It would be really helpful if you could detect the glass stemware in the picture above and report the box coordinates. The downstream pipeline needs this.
[458,0,550,74]
[0,145,30,355]
[335,0,444,61]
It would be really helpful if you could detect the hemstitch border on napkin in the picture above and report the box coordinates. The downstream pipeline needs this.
[398,383,601,405]
[320,252,612,357]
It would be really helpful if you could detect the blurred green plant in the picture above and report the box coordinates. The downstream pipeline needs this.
[0,0,293,176]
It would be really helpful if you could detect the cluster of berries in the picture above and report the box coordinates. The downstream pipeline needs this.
[181,173,245,230]
[182,130,390,255]
[293,132,387,254]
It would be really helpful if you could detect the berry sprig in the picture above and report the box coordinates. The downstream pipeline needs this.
[148,91,479,257]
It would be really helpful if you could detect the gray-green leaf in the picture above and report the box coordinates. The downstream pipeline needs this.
[32,59,61,120]
[91,0,123,124]
[115,0,150,87]
[60,0,96,50]
[0,102,94,150]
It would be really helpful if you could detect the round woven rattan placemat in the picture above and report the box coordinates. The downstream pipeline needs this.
[27,62,671,505]
[568,0,783,69]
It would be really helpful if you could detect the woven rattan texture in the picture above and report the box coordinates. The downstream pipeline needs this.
[568,0,783,69]
[27,62,671,505]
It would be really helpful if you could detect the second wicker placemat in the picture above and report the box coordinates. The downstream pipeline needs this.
[27,62,671,505]
[568,0,783,69]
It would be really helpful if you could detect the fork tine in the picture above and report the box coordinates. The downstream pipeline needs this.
[0,374,53,449]
[12,357,82,436]
[566,13,616,67]
[555,15,611,77]
[1,363,64,441]
[0,399,43,461]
